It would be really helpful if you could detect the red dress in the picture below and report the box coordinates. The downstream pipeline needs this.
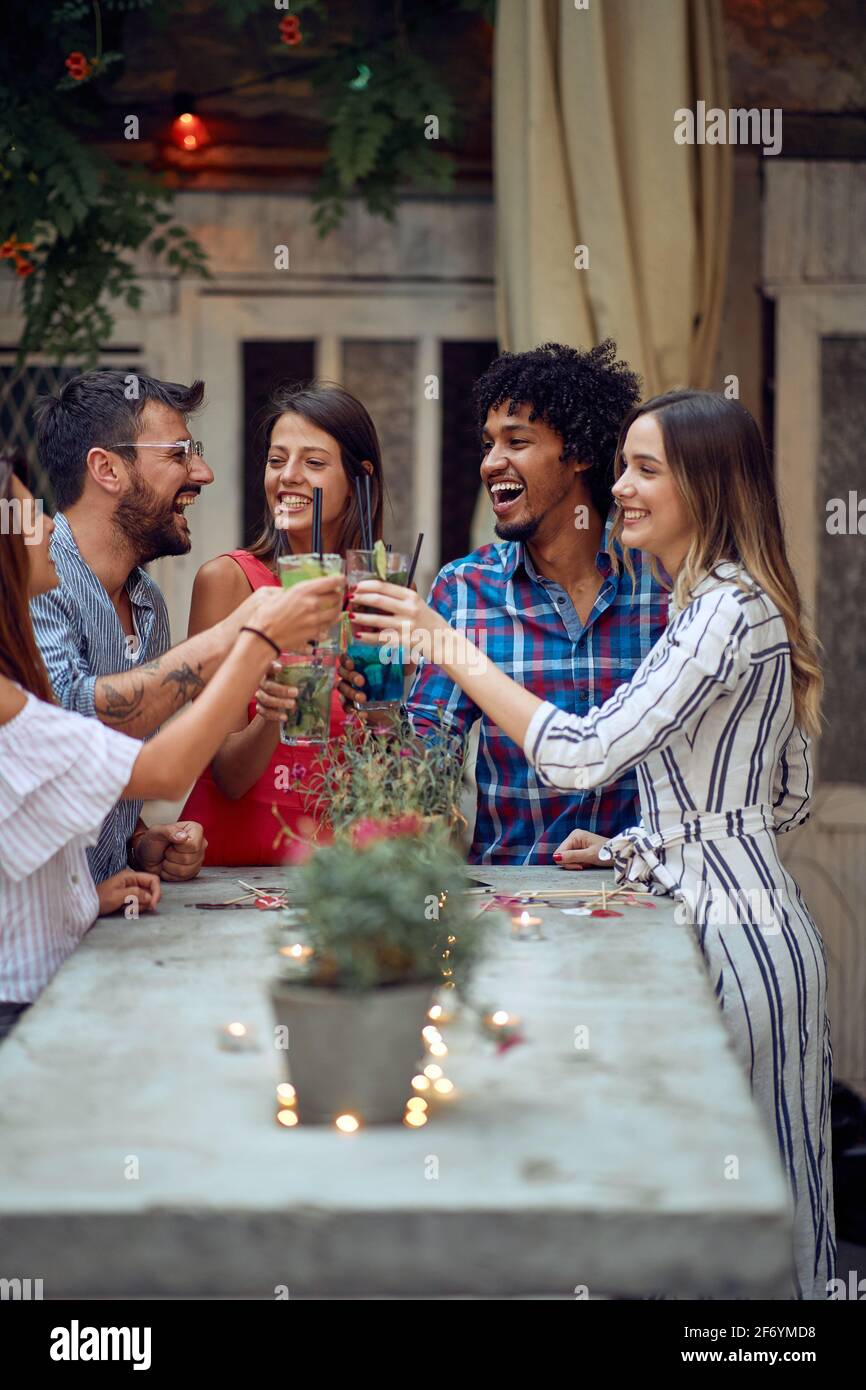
[181,551,345,865]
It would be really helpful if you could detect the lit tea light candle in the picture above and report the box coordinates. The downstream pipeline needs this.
[432,1078,454,1096]
[428,1041,448,1058]
[403,1109,428,1128]
[406,1097,428,1113]
[428,1004,443,1021]
[411,1073,431,1091]
[276,1108,299,1128]
[421,1025,441,1044]
[276,1083,296,1108]
[335,1113,360,1134]
[423,1064,443,1080]
[218,1021,258,1051]
[279,943,314,962]
[511,909,542,935]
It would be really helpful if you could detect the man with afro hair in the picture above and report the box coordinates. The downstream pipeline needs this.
[404,339,669,866]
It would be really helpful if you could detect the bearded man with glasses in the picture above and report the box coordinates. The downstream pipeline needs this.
[30,369,280,885]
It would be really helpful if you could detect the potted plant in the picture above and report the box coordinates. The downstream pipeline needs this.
[291,707,468,842]
[269,816,490,1124]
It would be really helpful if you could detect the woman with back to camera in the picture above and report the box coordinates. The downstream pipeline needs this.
[180,382,384,864]
[0,456,343,1039]
[353,390,835,1299]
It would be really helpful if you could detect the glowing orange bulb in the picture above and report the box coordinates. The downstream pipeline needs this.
[170,112,209,152]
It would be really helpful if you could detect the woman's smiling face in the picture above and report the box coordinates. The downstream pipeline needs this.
[264,412,353,553]
[611,413,695,576]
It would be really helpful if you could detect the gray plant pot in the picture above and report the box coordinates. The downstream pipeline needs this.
[269,978,435,1124]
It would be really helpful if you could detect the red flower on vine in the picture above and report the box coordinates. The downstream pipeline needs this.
[65,51,93,80]
[2,237,35,276]
[1,236,32,259]
[278,15,302,46]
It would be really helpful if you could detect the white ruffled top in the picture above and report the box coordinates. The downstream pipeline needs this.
[0,691,141,1003]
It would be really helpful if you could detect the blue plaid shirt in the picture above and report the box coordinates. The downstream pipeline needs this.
[30,514,171,883]
[406,521,669,864]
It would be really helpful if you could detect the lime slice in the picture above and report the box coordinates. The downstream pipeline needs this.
[372,538,389,580]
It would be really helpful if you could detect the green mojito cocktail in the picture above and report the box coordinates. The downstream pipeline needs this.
[275,650,337,746]
[278,552,343,588]
[278,552,343,650]
[346,541,410,710]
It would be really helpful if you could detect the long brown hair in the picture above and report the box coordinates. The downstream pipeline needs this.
[248,381,385,565]
[0,457,55,702]
[610,391,823,737]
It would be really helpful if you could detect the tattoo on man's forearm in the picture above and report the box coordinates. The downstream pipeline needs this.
[162,662,205,705]
[98,682,145,724]
[95,659,204,726]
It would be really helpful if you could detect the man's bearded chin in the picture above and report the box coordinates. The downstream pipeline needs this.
[114,471,191,563]
[494,511,541,543]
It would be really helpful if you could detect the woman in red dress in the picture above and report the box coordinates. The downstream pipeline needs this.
[181,382,384,864]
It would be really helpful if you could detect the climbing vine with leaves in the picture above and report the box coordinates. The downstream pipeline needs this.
[1,0,494,366]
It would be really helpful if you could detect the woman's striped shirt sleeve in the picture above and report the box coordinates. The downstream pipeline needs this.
[523,590,750,792]
[771,723,812,833]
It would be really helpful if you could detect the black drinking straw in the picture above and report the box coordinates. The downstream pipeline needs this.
[406,532,424,588]
[312,485,323,560]
[364,474,373,552]
[354,476,370,550]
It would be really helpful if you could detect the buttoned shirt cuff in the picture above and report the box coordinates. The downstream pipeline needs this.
[62,673,99,718]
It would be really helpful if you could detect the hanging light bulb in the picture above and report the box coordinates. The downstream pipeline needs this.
[169,94,209,152]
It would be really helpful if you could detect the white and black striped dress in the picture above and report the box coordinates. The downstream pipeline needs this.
[523,561,835,1300]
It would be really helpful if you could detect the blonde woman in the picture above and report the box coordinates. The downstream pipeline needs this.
[354,390,834,1299]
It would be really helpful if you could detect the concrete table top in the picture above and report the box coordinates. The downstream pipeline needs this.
[0,865,793,1299]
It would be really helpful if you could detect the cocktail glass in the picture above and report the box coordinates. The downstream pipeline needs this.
[278,552,343,649]
[278,552,343,588]
[274,650,337,746]
[345,547,411,710]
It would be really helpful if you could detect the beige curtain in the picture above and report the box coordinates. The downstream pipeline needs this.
[472,0,731,547]
[494,0,731,384]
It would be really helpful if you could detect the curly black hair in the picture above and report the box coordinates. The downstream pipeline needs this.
[472,340,642,516]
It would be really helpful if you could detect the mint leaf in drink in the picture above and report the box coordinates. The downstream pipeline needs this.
[373,538,388,581]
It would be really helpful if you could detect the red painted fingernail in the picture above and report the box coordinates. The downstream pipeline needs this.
[553,853,562,862]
